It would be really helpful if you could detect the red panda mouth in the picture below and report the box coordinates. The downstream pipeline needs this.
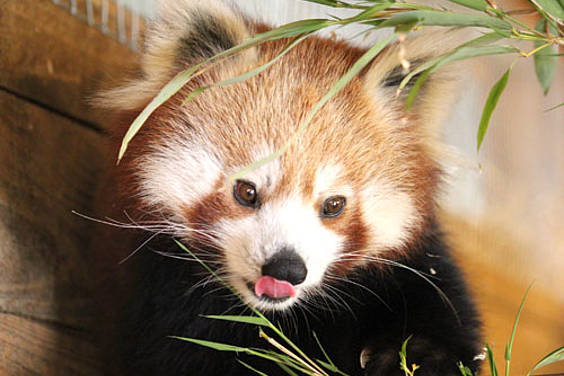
[248,276,296,301]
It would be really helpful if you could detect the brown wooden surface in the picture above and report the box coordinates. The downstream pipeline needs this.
[0,313,102,376]
[0,0,140,129]
[0,89,108,374]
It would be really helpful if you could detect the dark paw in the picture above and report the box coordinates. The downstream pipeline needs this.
[362,337,472,376]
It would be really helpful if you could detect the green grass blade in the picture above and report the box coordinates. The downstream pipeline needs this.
[526,346,564,376]
[446,0,488,11]
[504,284,533,376]
[486,343,499,376]
[276,362,301,376]
[118,66,200,162]
[181,33,312,108]
[378,10,512,30]
[238,361,269,376]
[302,0,369,9]
[477,64,512,152]
[204,315,270,327]
[533,19,558,95]
[405,68,431,110]
[457,361,474,376]
[399,44,518,92]
[529,0,564,24]
[117,19,332,162]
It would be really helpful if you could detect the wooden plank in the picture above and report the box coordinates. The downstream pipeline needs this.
[0,89,108,330]
[0,313,102,376]
[0,0,140,129]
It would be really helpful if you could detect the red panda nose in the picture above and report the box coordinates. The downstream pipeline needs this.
[261,248,307,286]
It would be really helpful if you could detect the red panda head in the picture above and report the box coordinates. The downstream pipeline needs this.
[102,0,460,311]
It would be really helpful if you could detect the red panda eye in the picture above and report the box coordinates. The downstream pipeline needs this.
[234,180,258,208]
[321,196,346,218]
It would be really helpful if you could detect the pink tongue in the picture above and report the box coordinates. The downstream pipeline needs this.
[254,276,296,299]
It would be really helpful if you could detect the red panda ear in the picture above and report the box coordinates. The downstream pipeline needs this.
[362,32,463,136]
[95,0,255,111]
[143,0,254,82]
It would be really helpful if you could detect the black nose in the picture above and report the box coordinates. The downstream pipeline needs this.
[261,248,307,285]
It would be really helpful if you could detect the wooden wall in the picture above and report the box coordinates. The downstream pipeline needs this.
[0,0,562,375]
[0,0,137,373]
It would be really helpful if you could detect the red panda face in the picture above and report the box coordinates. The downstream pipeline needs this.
[105,1,458,311]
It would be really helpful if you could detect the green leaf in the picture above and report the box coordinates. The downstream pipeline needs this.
[457,361,474,376]
[405,68,431,110]
[477,64,512,152]
[276,362,300,376]
[533,19,558,95]
[399,45,518,92]
[529,0,564,24]
[378,10,512,30]
[486,343,498,376]
[204,315,270,327]
[117,18,331,162]
[504,284,532,376]
[446,0,488,11]
[317,359,340,372]
[526,346,564,376]
[238,361,270,376]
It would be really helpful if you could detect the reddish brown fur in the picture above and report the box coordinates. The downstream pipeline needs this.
[112,22,443,274]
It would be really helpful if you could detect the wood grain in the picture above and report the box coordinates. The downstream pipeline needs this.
[0,0,140,129]
[0,313,102,376]
[0,89,109,330]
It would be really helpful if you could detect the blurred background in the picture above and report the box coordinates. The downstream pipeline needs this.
[0,0,562,374]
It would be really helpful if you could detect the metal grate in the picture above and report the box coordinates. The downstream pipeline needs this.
[51,0,154,51]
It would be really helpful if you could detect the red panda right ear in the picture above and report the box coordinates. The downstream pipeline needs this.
[362,32,464,137]
[96,0,254,111]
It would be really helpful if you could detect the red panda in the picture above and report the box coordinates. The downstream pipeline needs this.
[96,0,482,375]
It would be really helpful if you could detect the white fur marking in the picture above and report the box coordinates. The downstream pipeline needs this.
[214,193,344,310]
[361,179,417,249]
[137,140,222,214]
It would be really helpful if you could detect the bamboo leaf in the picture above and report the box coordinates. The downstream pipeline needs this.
[446,0,488,11]
[277,363,301,376]
[117,19,331,162]
[117,67,198,162]
[504,284,532,376]
[526,346,564,376]
[477,65,512,152]
[533,19,558,95]
[399,45,518,91]
[457,361,474,376]
[378,10,512,30]
[529,0,564,24]
[238,361,270,376]
[204,315,270,327]
[486,344,498,376]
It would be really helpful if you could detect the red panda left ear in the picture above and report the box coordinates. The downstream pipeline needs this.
[94,0,256,112]
[362,32,464,135]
